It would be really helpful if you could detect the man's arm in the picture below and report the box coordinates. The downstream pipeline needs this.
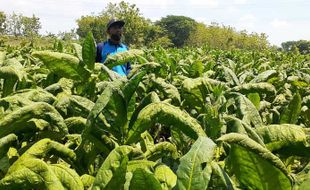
[123,44,131,75]
[95,43,103,62]
[126,62,131,75]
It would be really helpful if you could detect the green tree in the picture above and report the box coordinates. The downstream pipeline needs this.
[0,11,6,34]
[5,12,23,36]
[58,29,78,41]
[156,15,197,47]
[76,1,157,47]
[297,40,310,54]
[186,22,268,50]
[5,12,41,37]
[282,40,310,54]
[101,1,150,47]
[143,23,173,48]
[21,14,41,37]
[76,15,108,43]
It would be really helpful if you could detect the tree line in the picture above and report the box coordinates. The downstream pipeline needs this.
[75,1,269,50]
[0,1,309,53]
[0,12,41,38]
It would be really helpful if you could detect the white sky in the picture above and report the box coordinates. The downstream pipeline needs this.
[1,0,310,46]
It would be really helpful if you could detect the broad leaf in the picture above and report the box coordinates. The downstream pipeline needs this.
[247,92,260,110]
[82,32,96,70]
[176,137,216,190]
[0,102,68,138]
[0,134,18,158]
[231,82,276,97]
[218,133,292,190]
[72,43,83,61]
[129,168,162,190]
[235,94,263,128]
[32,51,90,81]
[50,164,84,190]
[152,77,181,105]
[154,165,177,190]
[126,102,206,144]
[104,49,144,69]
[92,146,133,190]
[280,92,302,124]
[255,124,310,157]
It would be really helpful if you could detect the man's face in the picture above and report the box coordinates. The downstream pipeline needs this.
[108,25,123,41]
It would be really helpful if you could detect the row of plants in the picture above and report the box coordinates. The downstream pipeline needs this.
[0,33,310,189]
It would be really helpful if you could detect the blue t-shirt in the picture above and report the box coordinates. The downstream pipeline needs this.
[96,40,131,76]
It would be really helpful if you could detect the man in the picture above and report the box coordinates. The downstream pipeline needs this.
[96,19,131,76]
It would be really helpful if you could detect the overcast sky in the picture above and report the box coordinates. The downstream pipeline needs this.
[1,0,309,46]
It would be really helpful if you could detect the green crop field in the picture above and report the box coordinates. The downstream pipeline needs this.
[0,33,310,190]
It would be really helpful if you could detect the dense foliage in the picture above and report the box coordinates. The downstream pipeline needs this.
[281,40,310,55]
[0,33,310,189]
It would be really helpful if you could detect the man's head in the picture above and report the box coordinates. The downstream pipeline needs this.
[106,19,125,43]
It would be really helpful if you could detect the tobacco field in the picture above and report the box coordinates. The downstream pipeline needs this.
[0,33,310,190]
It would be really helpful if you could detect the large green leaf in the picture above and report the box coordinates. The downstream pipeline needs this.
[218,133,292,190]
[294,162,310,190]
[93,81,128,140]
[0,88,56,114]
[127,62,161,78]
[77,81,125,172]
[14,138,76,163]
[176,136,216,190]
[126,102,206,144]
[103,49,144,69]
[32,51,90,81]
[255,124,310,156]
[224,115,265,146]
[129,168,162,190]
[182,76,227,111]
[208,161,236,190]
[0,133,17,158]
[129,92,160,129]
[219,65,240,86]
[0,51,6,65]
[127,160,157,173]
[247,92,260,110]
[0,58,26,97]
[64,117,87,134]
[104,156,128,190]
[50,164,84,190]
[44,77,74,95]
[0,102,68,138]
[154,165,177,190]
[231,82,276,97]
[0,58,25,81]
[100,64,123,81]
[81,174,95,189]
[280,92,302,124]
[92,146,133,190]
[0,139,77,189]
[72,43,83,61]
[82,32,96,70]
[144,141,178,161]
[53,93,94,118]
[235,94,263,128]
[0,160,63,189]
[152,77,181,105]
[140,131,155,152]
[87,80,127,140]
[189,60,204,78]
[122,71,146,105]
[250,70,278,83]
